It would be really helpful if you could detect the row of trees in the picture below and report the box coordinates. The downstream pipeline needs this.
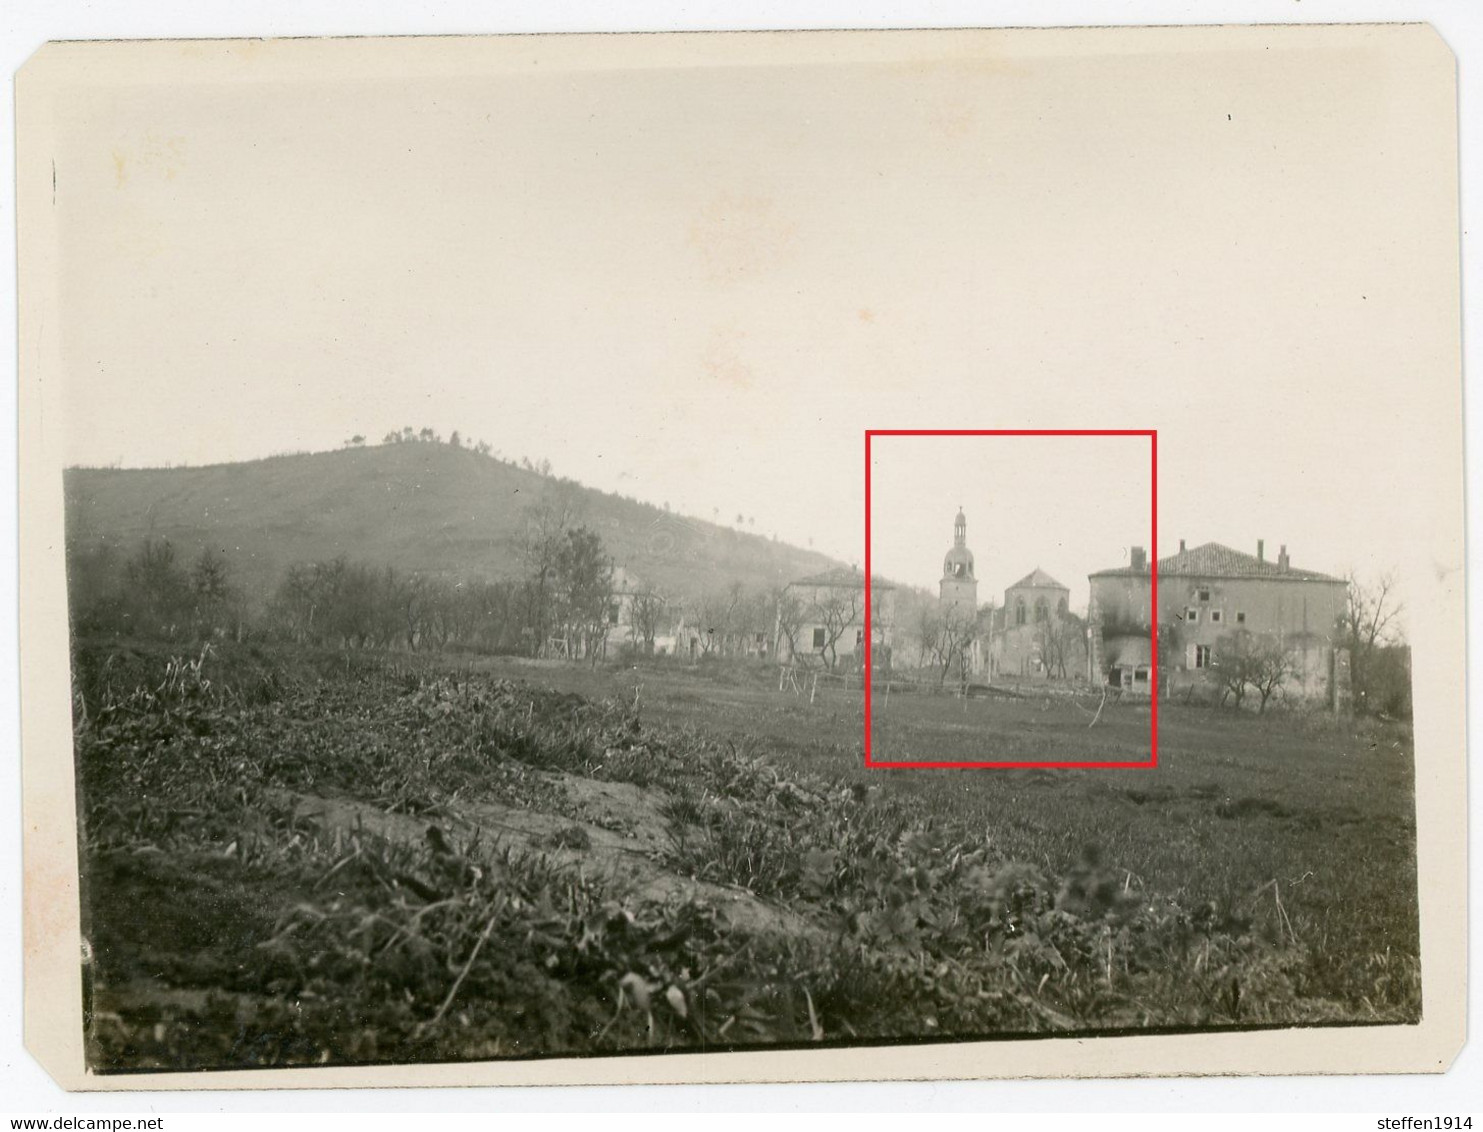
[347,430,781,538]
[266,561,526,653]
[686,582,783,659]
[515,500,616,659]
[68,501,624,660]
[67,521,1413,718]
[67,532,809,667]
[344,426,557,477]
[68,540,249,642]
[909,602,979,684]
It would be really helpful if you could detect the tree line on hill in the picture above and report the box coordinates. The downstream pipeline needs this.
[65,497,803,665]
[67,512,620,660]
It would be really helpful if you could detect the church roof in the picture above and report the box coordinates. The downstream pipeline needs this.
[1089,542,1343,583]
[1007,567,1068,591]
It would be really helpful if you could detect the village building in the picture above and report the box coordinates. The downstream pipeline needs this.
[989,568,1081,678]
[1087,540,1351,708]
[602,566,672,656]
[775,566,895,670]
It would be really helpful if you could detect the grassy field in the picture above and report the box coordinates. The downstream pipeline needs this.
[71,643,1420,1071]
[868,682,1154,763]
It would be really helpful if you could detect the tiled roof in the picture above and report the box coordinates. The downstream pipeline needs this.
[1089,542,1343,583]
[791,566,896,591]
[1007,567,1068,591]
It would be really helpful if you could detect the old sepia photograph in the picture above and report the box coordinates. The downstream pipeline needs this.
[15,24,1465,1088]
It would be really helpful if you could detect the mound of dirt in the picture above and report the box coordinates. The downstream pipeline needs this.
[270,774,823,941]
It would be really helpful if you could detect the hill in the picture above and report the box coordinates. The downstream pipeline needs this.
[63,443,846,605]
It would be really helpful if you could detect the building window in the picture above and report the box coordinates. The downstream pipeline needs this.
[1194,644,1212,669]
[1236,611,1246,624]
[1057,597,1068,617]
[1015,600,1026,626]
[812,627,826,649]
[1186,607,1200,623]
[754,632,765,646]
[608,603,621,626]
[855,628,865,647]
[1210,610,1222,624]
[1035,600,1048,623]
[1197,589,1211,602]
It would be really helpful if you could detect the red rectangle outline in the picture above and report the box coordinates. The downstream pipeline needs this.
[864,429,1158,769]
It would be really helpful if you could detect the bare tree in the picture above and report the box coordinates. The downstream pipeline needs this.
[869,583,893,671]
[1342,570,1405,713]
[773,587,806,660]
[1214,630,1295,714]
[929,603,975,686]
[516,492,579,656]
[125,538,191,637]
[628,591,668,653]
[1038,611,1085,680]
[1247,639,1295,714]
[723,580,748,654]
[553,526,614,662]
[810,585,863,671]
[189,548,237,639]
[1213,630,1254,708]
[693,587,740,658]
[727,585,775,656]
[914,605,942,673]
[391,570,429,650]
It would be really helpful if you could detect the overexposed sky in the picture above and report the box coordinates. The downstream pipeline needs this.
[869,434,1151,605]
[46,28,1458,603]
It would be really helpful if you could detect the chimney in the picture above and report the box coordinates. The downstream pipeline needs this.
[1278,544,1290,571]
[1178,538,1186,553]
[1257,539,1265,562]
[1130,546,1147,571]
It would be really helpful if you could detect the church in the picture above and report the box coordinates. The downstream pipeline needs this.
[938,508,983,675]
[936,507,1085,682]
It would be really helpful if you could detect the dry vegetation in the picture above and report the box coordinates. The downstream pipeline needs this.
[73,642,1420,1071]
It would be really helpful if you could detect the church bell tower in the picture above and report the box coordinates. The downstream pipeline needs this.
[939,507,978,614]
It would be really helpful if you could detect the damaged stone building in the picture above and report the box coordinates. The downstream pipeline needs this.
[1087,540,1351,709]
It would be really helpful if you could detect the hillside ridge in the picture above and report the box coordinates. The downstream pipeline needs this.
[64,443,846,604]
